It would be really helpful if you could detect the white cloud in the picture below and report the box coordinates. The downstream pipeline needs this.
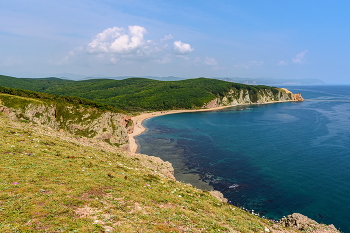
[173,40,194,55]
[278,60,288,65]
[160,34,173,42]
[87,26,146,54]
[60,26,199,67]
[292,50,308,64]
[204,57,218,66]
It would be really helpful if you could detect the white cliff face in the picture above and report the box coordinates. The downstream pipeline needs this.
[203,88,299,108]
[0,95,131,149]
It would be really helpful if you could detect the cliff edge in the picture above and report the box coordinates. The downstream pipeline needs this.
[0,93,132,150]
[203,87,303,108]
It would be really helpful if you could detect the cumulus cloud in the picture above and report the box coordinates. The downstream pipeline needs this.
[204,57,218,66]
[173,40,194,55]
[87,26,146,54]
[292,50,308,64]
[60,26,201,67]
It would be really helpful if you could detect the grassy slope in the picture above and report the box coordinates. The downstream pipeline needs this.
[0,81,336,232]
[0,112,307,232]
[0,75,281,112]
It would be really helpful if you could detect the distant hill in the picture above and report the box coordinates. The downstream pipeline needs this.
[84,76,324,84]
[215,77,325,85]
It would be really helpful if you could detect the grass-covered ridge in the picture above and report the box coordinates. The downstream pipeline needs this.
[0,75,286,112]
[0,113,287,232]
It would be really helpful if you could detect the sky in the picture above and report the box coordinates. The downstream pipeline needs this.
[0,0,349,84]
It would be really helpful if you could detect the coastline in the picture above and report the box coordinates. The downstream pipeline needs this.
[128,99,298,154]
[128,105,233,154]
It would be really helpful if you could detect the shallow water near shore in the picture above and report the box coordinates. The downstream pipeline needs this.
[136,85,350,232]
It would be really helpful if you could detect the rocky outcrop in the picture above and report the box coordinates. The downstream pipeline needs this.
[0,105,10,114]
[120,115,134,134]
[279,213,339,232]
[292,93,304,101]
[0,94,130,149]
[203,88,303,108]
[210,190,228,203]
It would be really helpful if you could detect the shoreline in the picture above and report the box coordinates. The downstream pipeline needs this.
[128,100,297,154]
[128,105,233,154]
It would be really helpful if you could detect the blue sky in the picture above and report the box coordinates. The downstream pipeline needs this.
[0,0,349,83]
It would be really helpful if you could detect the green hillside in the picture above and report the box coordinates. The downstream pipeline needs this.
[0,84,125,114]
[0,112,286,232]
[0,75,281,112]
[0,80,338,232]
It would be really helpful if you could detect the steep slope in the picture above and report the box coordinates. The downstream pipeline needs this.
[0,90,132,150]
[203,88,303,108]
[0,112,338,232]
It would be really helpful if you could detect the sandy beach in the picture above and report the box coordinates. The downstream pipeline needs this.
[128,106,233,153]
[128,98,299,153]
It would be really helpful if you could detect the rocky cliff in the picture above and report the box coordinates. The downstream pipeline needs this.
[203,87,303,108]
[0,93,132,150]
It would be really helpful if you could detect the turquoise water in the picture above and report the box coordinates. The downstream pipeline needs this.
[136,85,350,232]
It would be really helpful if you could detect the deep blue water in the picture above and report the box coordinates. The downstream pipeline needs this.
[136,85,350,232]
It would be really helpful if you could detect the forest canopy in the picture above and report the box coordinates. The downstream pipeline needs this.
[0,75,278,112]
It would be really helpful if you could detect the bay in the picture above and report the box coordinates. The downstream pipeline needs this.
[136,85,350,232]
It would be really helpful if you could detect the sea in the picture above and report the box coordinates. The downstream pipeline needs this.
[136,85,350,232]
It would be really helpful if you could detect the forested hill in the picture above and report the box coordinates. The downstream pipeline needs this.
[0,84,124,114]
[0,75,290,112]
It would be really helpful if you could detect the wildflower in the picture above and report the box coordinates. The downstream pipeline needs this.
[145,184,150,186]
[13,182,18,185]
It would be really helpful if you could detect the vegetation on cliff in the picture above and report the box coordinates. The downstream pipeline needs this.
[0,75,290,112]
[0,91,130,148]
[0,84,125,114]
